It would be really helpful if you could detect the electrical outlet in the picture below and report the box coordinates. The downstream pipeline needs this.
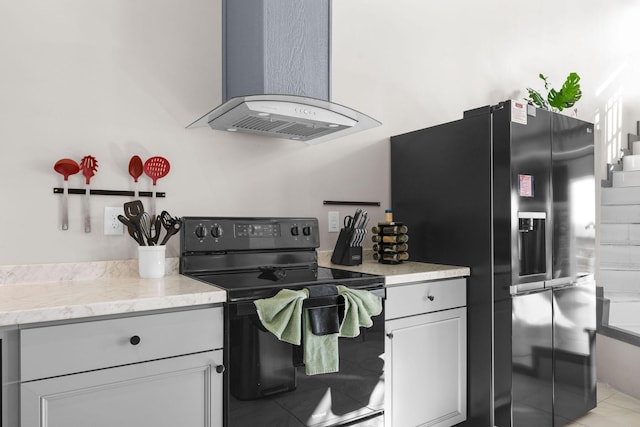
[104,207,124,235]
[328,211,340,233]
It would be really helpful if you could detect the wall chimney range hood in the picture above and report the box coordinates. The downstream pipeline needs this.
[187,0,380,144]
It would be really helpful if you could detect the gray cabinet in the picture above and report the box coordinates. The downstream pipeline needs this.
[385,278,467,427]
[20,306,224,427]
[1,327,19,427]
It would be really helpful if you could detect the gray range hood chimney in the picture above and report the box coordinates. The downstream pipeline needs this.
[187,0,380,144]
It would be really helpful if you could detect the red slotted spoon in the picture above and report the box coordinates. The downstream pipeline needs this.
[80,155,98,233]
[143,156,170,216]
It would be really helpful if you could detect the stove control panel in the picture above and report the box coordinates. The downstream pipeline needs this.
[181,217,320,252]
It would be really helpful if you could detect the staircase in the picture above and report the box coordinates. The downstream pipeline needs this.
[600,121,640,335]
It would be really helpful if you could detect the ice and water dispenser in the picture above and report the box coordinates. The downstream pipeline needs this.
[517,212,546,276]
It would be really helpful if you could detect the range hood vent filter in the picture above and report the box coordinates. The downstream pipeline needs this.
[234,117,289,133]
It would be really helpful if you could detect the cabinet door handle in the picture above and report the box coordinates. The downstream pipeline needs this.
[386,333,394,339]
[129,335,141,345]
[424,295,435,301]
[216,364,226,374]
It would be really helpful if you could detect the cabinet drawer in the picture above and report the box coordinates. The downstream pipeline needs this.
[386,278,466,319]
[21,307,223,382]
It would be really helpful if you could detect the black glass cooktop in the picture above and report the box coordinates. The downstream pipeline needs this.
[189,266,383,302]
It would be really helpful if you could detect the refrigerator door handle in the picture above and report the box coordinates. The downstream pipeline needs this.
[545,277,576,289]
[509,280,546,295]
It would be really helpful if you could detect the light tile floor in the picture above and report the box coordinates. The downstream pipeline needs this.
[568,383,640,426]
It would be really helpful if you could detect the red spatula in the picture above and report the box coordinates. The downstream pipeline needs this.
[80,155,98,233]
[143,156,170,216]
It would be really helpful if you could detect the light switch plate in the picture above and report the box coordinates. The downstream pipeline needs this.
[328,211,340,233]
[104,207,124,235]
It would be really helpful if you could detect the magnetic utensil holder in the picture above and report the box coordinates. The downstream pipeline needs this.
[331,228,363,266]
[53,188,166,197]
[323,200,380,207]
[372,222,409,264]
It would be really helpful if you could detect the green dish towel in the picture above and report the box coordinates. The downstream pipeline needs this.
[254,286,383,376]
[254,288,334,375]
[337,285,383,338]
[303,309,339,375]
[254,288,308,345]
[304,286,383,375]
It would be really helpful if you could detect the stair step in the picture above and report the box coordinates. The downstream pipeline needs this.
[607,298,640,326]
[600,223,640,244]
[623,154,640,171]
[601,205,640,223]
[601,244,640,268]
[600,269,640,292]
[612,170,640,187]
[601,186,640,205]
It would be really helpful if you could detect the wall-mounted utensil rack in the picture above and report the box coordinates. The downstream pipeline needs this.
[53,188,166,198]
[323,200,380,206]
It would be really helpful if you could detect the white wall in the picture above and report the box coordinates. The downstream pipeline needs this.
[1,0,639,265]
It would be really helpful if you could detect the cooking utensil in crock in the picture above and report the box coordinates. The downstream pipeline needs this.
[128,155,143,198]
[123,200,145,245]
[53,158,80,230]
[160,217,181,245]
[118,214,145,246]
[159,210,173,233]
[152,214,162,245]
[139,212,154,246]
[143,156,170,216]
[79,155,98,233]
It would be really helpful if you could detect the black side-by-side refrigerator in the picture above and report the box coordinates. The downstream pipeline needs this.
[390,100,596,427]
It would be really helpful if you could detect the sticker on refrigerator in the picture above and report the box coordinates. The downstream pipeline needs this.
[519,174,534,197]
[511,100,527,125]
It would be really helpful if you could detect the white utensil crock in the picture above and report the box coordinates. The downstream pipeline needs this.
[138,246,166,279]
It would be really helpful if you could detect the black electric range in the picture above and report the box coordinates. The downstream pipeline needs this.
[179,217,385,427]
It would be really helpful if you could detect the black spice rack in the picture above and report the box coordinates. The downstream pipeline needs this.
[372,222,409,264]
[53,188,166,198]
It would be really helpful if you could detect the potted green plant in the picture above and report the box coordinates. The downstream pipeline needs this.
[526,72,582,112]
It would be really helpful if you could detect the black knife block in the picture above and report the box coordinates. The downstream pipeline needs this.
[331,228,363,266]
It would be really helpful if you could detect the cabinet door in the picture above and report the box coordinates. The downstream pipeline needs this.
[385,308,466,427]
[21,350,223,427]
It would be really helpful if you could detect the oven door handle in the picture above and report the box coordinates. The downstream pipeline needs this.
[232,287,385,317]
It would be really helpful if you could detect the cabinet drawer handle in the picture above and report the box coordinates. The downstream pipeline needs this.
[216,364,226,374]
[129,335,141,345]
[386,333,394,339]
[424,295,435,301]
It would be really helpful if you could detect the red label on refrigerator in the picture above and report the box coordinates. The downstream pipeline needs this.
[519,174,533,197]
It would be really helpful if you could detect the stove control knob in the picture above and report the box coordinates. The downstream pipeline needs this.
[291,226,300,236]
[302,226,312,236]
[210,225,222,238]
[195,225,206,239]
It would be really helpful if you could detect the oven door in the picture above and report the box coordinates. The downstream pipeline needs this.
[225,288,385,427]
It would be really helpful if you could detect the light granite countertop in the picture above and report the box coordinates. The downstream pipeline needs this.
[318,251,470,286]
[0,259,225,327]
[0,251,468,327]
